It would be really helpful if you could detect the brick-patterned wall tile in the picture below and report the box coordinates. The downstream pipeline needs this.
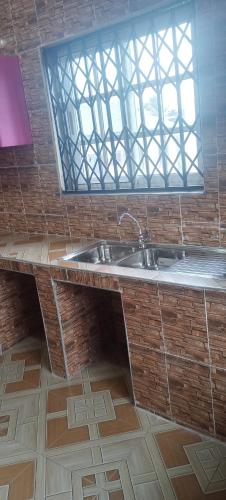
[147,194,182,244]
[110,291,129,365]
[39,165,65,217]
[65,195,94,238]
[26,214,47,234]
[130,344,171,417]
[206,290,226,369]
[0,214,10,235]
[8,213,28,233]
[55,281,127,376]
[10,0,41,51]
[0,0,17,53]
[0,270,43,351]
[63,0,94,37]
[19,48,47,113]
[90,196,119,240]
[1,168,24,214]
[0,149,16,168]
[67,268,119,291]
[34,266,67,377]
[19,167,43,215]
[211,366,226,439]
[120,279,163,351]
[94,0,129,24]
[55,282,103,375]
[129,0,171,14]
[182,223,220,247]
[167,355,214,435]
[46,214,69,236]
[14,144,36,167]
[30,109,56,164]
[159,285,209,363]
[35,0,65,44]
[180,194,219,224]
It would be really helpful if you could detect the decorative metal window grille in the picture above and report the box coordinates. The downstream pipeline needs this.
[44,0,202,194]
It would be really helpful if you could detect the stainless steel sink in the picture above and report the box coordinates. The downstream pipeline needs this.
[118,247,184,270]
[61,240,226,278]
[62,241,138,265]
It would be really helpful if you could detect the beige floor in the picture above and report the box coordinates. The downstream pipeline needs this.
[0,337,226,499]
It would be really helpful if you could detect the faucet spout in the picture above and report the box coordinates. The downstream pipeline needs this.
[117,211,149,247]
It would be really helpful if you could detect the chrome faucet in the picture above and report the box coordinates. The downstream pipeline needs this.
[117,211,149,247]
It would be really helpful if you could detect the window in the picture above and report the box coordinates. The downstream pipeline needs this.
[44,0,202,194]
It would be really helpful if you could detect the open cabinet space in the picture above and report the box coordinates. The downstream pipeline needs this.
[0,270,44,354]
[55,281,133,395]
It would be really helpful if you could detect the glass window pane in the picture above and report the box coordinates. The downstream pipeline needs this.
[136,35,155,82]
[157,28,175,78]
[162,83,178,128]
[74,57,88,96]
[80,103,93,136]
[147,137,163,175]
[165,134,182,173]
[184,132,198,169]
[110,96,122,134]
[125,91,141,132]
[103,48,118,91]
[122,40,137,86]
[143,87,158,130]
[181,79,196,125]
[176,23,193,73]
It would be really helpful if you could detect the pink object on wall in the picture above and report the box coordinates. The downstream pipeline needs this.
[0,55,32,147]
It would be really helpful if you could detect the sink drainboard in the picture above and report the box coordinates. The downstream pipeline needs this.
[169,255,226,276]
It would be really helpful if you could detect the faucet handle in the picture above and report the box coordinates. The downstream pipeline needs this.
[139,230,149,245]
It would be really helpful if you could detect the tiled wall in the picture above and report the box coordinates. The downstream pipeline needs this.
[121,279,226,440]
[55,282,104,377]
[34,263,127,377]
[0,270,43,351]
[0,0,225,246]
[55,283,128,376]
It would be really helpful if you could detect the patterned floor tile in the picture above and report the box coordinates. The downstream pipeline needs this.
[67,460,135,499]
[0,340,42,397]
[0,409,17,443]
[4,368,41,393]
[47,384,84,413]
[0,459,35,499]
[0,360,25,384]
[172,473,226,500]
[1,336,226,499]
[90,377,129,400]
[155,428,202,468]
[11,349,41,367]
[67,390,116,427]
[185,441,226,493]
[98,403,140,438]
[0,394,39,458]
[47,417,90,448]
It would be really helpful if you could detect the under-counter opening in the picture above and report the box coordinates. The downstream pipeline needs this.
[0,270,45,353]
[55,281,133,396]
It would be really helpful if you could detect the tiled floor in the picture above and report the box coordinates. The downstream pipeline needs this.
[0,337,226,499]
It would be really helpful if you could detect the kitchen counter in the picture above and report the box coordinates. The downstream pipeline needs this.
[1,232,226,442]
[1,232,226,291]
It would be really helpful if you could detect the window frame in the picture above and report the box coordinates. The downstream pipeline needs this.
[44,0,203,195]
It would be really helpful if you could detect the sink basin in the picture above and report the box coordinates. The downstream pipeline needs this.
[118,247,184,270]
[61,240,226,278]
[62,241,138,265]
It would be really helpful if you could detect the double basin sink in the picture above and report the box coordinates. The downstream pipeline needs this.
[61,240,226,278]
